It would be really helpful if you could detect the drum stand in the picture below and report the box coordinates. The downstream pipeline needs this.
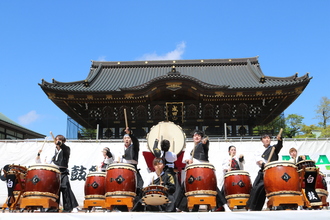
[19,196,59,212]
[227,197,249,210]
[1,172,25,212]
[83,198,105,212]
[104,196,134,211]
[187,195,217,212]
[266,194,304,210]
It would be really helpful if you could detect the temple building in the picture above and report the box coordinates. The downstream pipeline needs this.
[39,56,311,139]
[0,112,45,139]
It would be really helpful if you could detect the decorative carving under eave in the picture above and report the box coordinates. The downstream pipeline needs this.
[215,91,224,97]
[295,87,303,94]
[125,93,134,98]
[48,93,55,99]
[256,91,263,96]
[68,94,74,99]
[166,82,182,91]
[276,90,282,95]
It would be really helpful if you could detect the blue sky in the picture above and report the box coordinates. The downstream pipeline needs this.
[1,1,329,138]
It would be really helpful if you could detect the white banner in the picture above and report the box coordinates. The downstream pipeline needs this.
[1,139,329,206]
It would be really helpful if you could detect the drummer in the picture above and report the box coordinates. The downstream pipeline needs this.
[153,139,178,212]
[51,134,79,213]
[222,145,244,174]
[289,147,306,164]
[247,133,283,211]
[115,127,144,197]
[100,147,114,172]
[183,130,209,165]
[143,158,176,211]
[178,130,230,212]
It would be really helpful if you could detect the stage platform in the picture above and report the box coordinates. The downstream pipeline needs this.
[1,209,330,220]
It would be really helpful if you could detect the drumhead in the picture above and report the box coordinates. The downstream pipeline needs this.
[107,163,136,172]
[87,171,106,177]
[147,121,186,155]
[296,159,316,165]
[185,163,215,171]
[28,164,60,173]
[224,170,249,178]
[264,161,296,171]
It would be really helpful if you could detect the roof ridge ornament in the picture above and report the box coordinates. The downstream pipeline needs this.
[168,65,180,75]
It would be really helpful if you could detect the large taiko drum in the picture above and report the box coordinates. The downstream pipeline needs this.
[84,171,106,200]
[147,121,186,155]
[142,185,169,206]
[184,163,217,197]
[264,161,301,198]
[23,164,61,201]
[315,171,328,199]
[224,170,252,200]
[105,163,137,198]
[296,160,316,172]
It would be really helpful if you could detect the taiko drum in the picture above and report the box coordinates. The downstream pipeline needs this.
[264,161,301,198]
[105,163,137,197]
[184,163,217,196]
[23,164,61,201]
[84,171,106,200]
[224,170,252,200]
[315,171,328,199]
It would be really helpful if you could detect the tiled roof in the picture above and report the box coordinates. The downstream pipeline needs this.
[0,112,45,139]
[40,56,311,93]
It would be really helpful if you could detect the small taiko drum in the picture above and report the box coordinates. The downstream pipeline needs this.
[296,160,316,172]
[184,163,217,197]
[105,163,137,198]
[23,164,61,201]
[224,170,252,200]
[315,171,328,199]
[84,171,106,200]
[8,164,27,192]
[264,161,301,198]
[142,185,169,206]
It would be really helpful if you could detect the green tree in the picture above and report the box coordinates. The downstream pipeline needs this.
[320,125,330,138]
[285,114,304,138]
[315,96,330,129]
[79,127,97,139]
[295,124,317,138]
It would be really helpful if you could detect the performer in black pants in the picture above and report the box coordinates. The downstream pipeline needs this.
[52,134,79,212]
[247,133,283,211]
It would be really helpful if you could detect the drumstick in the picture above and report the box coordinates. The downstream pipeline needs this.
[50,131,55,142]
[267,128,283,163]
[124,108,128,128]
[40,137,47,151]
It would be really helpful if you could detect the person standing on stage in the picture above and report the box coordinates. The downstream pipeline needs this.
[222,145,244,174]
[289,147,306,164]
[183,130,209,164]
[52,134,79,212]
[100,147,113,172]
[116,127,144,192]
[247,133,283,211]
[179,130,230,212]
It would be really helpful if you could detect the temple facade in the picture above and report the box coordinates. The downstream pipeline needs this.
[39,56,311,139]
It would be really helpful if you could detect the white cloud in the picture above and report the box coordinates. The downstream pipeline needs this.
[18,110,40,126]
[138,41,186,61]
[97,56,106,61]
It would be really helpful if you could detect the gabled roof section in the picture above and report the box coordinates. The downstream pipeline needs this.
[39,56,312,93]
[0,112,45,139]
